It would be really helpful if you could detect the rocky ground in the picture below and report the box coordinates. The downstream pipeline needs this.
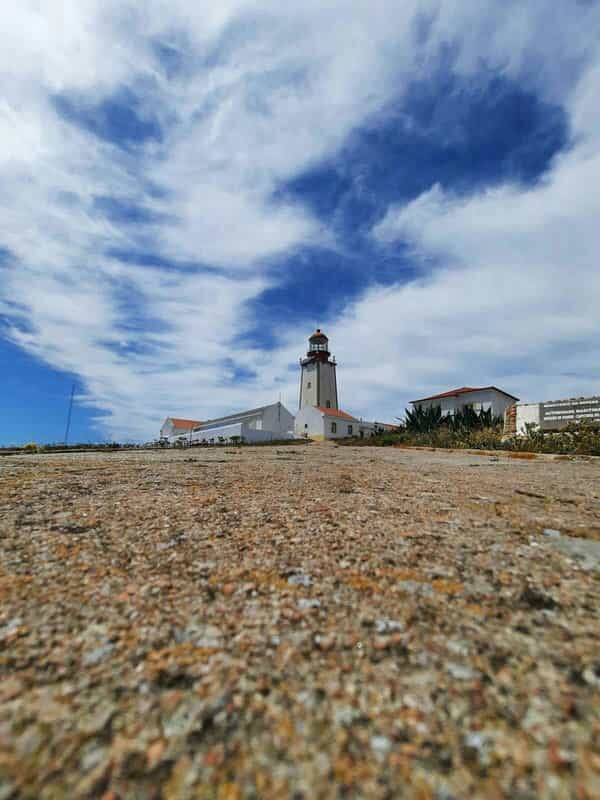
[0,444,599,800]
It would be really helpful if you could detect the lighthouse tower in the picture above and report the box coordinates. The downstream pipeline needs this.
[299,329,339,410]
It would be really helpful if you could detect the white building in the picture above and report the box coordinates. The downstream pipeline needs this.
[410,386,519,419]
[160,417,202,440]
[294,329,386,440]
[295,405,358,441]
[188,402,295,445]
[505,395,600,436]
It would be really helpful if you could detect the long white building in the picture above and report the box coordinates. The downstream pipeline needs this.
[186,402,294,445]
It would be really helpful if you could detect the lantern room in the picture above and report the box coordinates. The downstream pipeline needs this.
[307,329,330,357]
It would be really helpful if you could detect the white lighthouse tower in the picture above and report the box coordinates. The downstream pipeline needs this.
[295,327,382,440]
[298,329,339,410]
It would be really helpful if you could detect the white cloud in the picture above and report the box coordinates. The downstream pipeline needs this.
[358,76,600,417]
[1,1,599,439]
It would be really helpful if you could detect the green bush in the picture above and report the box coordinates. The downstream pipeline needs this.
[23,442,39,453]
[389,425,504,450]
[347,418,600,456]
[405,404,503,434]
[506,419,600,456]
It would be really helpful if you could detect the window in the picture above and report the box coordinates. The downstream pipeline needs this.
[307,381,312,388]
[326,400,331,408]
[347,425,353,435]
[331,422,337,433]
[304,423,308,429]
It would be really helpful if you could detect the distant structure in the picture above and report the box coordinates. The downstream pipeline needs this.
[298,329,338,410]
[296,405,361,440]
[160,418,202,440]
[187,402,294,445]
[63,382,75,445]
[505,395,600,436]
[410,386,519,420]
[295,329,387,440]
[160,403,294,445]
[159,328,394,445]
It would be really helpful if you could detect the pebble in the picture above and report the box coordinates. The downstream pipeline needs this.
[83,643,115,667]
[370,735,392,756]
[446,663,480,681]
[287,573,313,587]
[297,598,321,610]
[543,528,561,539]
[374,618,404,633]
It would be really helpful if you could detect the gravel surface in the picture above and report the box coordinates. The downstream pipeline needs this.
[1,444,599,799]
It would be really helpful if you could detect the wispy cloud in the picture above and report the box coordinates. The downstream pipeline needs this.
[1,1,599,439]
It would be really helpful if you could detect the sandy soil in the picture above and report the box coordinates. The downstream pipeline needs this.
[1,444,599,799]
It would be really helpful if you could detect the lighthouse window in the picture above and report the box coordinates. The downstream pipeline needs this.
[331,422,337,433]
[307,381,311,388]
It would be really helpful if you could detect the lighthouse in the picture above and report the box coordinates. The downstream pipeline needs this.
[295,327,382,440]
[298,329,339,411]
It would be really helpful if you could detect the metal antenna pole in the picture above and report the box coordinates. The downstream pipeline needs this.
[64,383,75,445]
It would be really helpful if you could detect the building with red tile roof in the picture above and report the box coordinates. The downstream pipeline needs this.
[411,386,519,404]
[410,386,519,419]
[159,417,202,439]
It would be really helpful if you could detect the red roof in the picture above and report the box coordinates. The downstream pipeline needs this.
[309,328,328,340]
[169,418,202,429]
[316,407,357,420]
[410,386,519,404]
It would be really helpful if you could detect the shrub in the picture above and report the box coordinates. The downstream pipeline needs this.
[23,442,38,453]
[405,405,442,433]
[505,419,600,456]
[405,404,502,434]
[343,418,600,456]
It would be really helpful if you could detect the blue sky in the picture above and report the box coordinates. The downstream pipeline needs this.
[1,1,599,444]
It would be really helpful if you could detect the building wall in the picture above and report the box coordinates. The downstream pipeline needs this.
[299,361,338,410]
[540,396,600,430]
[515,403,542,434]
[190,422,244,444]
[187,402,294,441]
[188,421,293,444]
[318,362,338,410]
[161,419,196,439]
[322,414,357,439]
[356,422,385,438]
[160,420,174,438]
[261,402,295,434]
[294,405,324,439]
[295,406,359,440]
[508,397,600,435]
[160,419,184,438]
[299,362,318,408]
[414,389,515,419]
